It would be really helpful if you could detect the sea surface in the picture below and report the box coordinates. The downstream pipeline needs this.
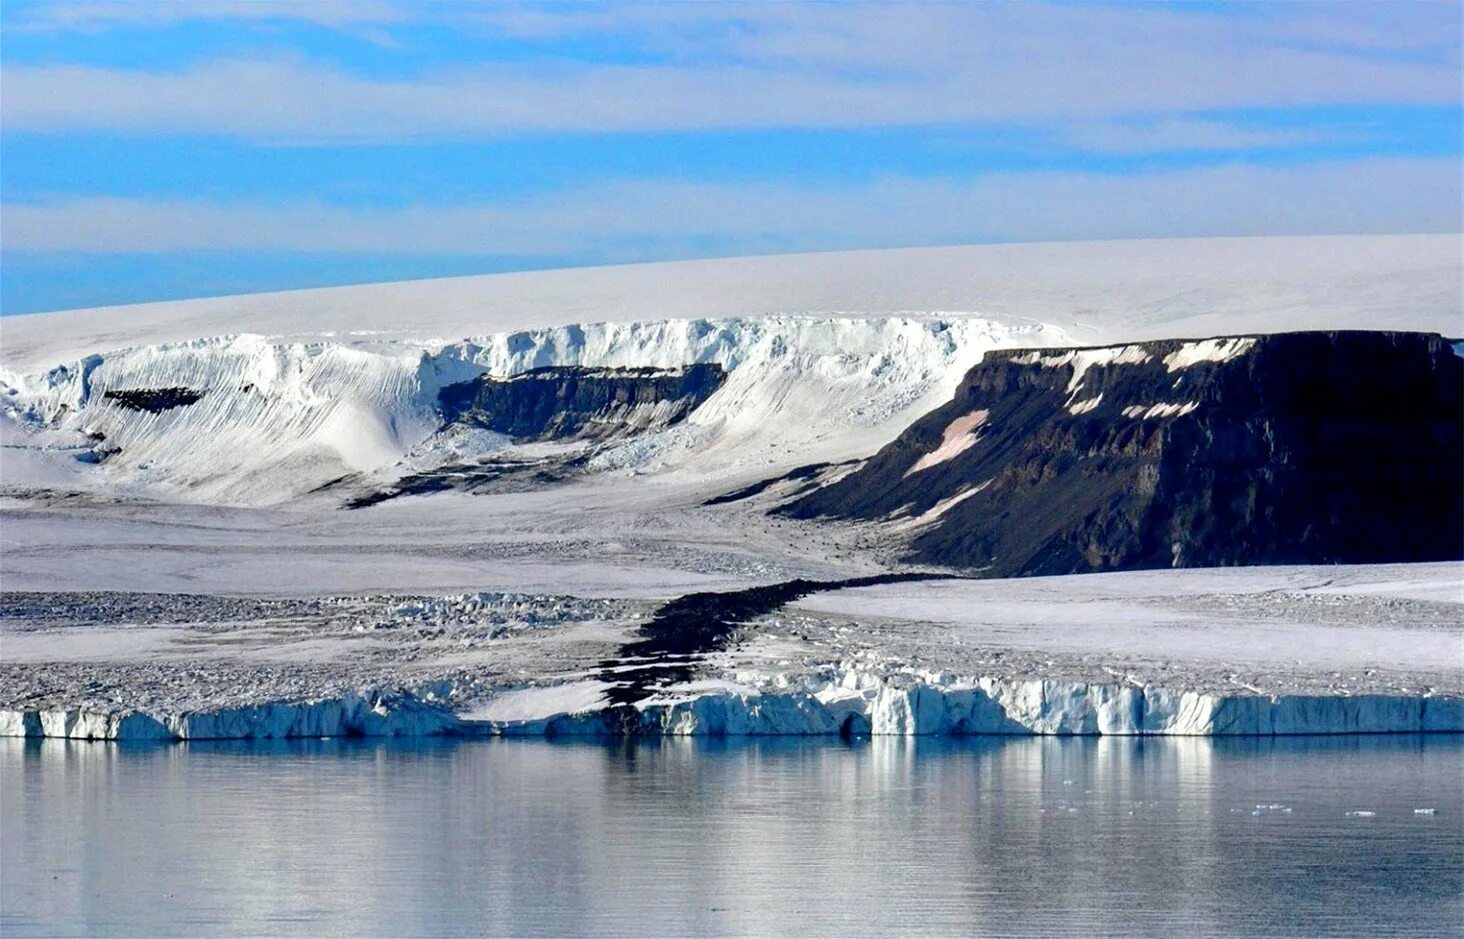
[2,734,1460,937]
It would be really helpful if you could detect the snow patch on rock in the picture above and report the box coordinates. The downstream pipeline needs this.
[1013,346,1153,394]
[905,410,989,476]
[1121,401,1200,419]
[1067,394,1103,415]
[1163,337,1257,371]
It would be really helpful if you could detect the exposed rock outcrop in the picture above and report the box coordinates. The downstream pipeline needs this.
[782,331,1463,575]
[438,364,725,442]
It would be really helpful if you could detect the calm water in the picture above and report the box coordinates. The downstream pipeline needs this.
[2,735,1460,937]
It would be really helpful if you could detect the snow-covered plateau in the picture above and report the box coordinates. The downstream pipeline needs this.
[1,236,1460,739]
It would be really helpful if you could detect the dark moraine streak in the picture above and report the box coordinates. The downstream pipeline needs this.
[781,330,1463,576]
[102,387,204,412]
[594,573,952,733]
[343,455,584,509]
[701,459,860,507]
[438,364,725,441]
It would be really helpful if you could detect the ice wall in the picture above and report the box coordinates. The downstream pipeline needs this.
[0,691,462,740]
[4,678,1457,741]
[504,678,1464,738]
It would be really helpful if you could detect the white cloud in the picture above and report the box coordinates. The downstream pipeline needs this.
[7,159,1456,256]
[8,1,413,33]
[3,3,1457,140]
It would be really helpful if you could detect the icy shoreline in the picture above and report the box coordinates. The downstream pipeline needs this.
[4,677,1459,741]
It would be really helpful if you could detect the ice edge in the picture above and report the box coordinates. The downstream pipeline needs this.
[3,680,1460,740]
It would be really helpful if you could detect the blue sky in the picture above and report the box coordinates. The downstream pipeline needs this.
[2,1,1459,314]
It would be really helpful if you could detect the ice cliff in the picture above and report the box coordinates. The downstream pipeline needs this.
[4,677,1458,741]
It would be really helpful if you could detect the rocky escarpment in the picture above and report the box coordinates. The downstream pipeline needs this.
[781,331,1463,576]
[438,364,725,442]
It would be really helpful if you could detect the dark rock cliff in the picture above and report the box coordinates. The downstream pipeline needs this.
[780,331,1463,576]
[438,364,725,441]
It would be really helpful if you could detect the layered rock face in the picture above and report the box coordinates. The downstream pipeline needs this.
[438,364,725,441]
[782,331,1463,575]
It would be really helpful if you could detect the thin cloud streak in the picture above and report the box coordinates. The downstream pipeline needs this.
[4,2,1457,141]
[8,159,1457,257]
[1061,119,1330,155]
[7,0,412,33]
[5,55,1453,142]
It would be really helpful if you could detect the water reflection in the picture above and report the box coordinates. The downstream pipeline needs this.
[3,735,1460,937]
